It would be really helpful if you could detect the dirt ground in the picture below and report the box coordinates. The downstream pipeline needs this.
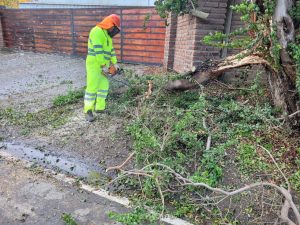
[0,50,85,112]
[0,159,126,225]
[0,50,163,225]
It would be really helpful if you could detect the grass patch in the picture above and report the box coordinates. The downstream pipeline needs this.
[0,87,85,135]
[108,207,159,225]
[87,171,110,187]
[0,105,73,134]
[61,213,78,225]
[53,88,85,107]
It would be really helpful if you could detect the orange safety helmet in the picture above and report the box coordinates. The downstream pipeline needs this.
[110,14,120,28]
[97,14,121,30]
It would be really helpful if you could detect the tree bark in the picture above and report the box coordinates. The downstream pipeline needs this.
[270,0,300,126]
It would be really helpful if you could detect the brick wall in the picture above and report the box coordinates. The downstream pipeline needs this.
[193,0,228,63]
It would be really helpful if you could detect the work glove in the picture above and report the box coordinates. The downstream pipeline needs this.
[102,66,109,75]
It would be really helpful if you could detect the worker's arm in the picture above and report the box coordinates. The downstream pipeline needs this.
[90,29,106,67]
[110,47,117,65]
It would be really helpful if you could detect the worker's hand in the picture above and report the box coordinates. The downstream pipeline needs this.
[102,66,109,75]
[108,64,119,76]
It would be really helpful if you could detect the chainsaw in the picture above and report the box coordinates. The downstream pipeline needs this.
[106,65,130,87]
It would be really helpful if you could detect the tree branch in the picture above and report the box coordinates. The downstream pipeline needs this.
[165,53,273,91]
[116,162,300,224]
[288,110,300,119]
[155,177,165,216]
[106,152,135,172]
[202,118,212,151]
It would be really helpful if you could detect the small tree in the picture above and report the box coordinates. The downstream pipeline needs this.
[155,0,300,129]
[0,0,30,8]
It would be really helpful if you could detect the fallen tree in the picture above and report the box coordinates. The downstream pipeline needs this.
[108,146,300,225]
[106,71,300,224]
[160,0,300,129]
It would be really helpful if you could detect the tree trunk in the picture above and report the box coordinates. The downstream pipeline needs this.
[271,0,300,127]
[267,69,298,115]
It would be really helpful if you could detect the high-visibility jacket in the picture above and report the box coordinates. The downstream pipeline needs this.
[84,26,117,113]
[87,26,117,67]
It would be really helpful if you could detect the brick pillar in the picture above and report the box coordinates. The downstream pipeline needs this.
[163,13,177,70]
[173,14,198,73]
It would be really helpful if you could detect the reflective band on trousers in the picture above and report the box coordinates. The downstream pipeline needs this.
[98,89,108,93]
[84,97,96,101]
[97,94,107,99]
[85,92,96,96]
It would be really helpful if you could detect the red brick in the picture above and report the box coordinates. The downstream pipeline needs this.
[0,15,4,48]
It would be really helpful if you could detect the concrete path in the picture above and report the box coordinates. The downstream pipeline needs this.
[0,159,125,225]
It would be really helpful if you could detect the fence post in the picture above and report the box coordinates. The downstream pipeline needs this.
[70,9,76,56]
[0,6,5,49]
[221,0,235,58]
[120,8,123,62]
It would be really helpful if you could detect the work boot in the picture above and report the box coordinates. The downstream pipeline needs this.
[86,110,94,122]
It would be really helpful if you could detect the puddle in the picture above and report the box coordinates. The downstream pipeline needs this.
[0,142,108,178]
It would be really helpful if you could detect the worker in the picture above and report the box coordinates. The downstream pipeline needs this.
[84,14,120,122]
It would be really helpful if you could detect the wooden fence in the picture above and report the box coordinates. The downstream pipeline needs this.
[0,7,165,65]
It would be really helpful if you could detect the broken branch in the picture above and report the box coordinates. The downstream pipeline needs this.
[188,0,209,19]
[145,80,153,99]
[106,152,136,172]
[116,162,300,224]
[202,118,211,151]
[165,53,273,91]
[288,110,300,119]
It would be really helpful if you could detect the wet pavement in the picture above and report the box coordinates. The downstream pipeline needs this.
[0,142,107,178]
